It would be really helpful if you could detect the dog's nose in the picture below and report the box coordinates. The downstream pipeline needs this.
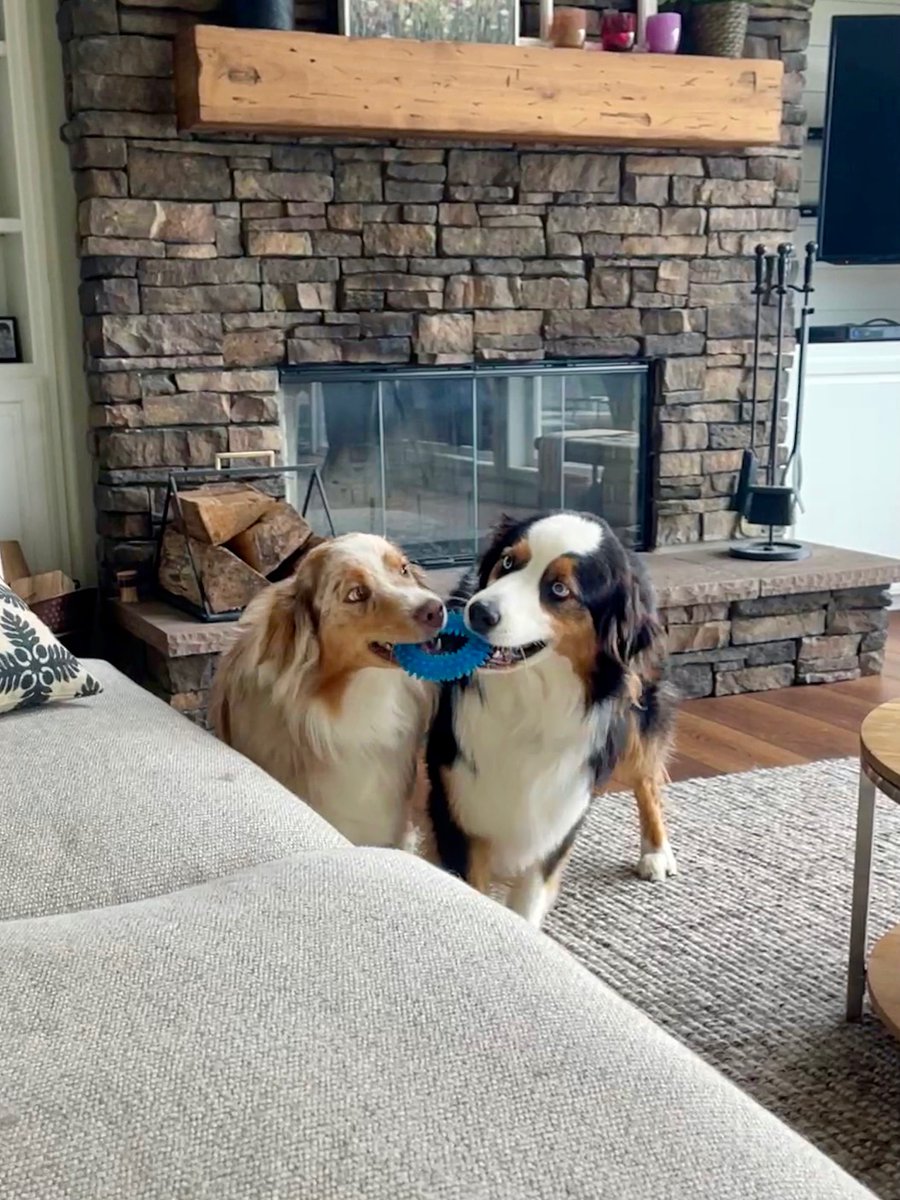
[414,599,445,633]
[467,599,501,635]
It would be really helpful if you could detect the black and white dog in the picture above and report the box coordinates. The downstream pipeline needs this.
[426,511,677,928]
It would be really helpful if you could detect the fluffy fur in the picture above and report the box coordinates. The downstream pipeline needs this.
[426,512,677,928]
[210,533,442,847]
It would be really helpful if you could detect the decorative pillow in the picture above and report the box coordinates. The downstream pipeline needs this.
[0,581,102,715]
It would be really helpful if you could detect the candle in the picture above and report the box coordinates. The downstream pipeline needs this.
[601,10,636,51]
[646,11,682,52]
[550,7,587,48]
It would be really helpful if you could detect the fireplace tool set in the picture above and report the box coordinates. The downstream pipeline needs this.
[729,240,818,562]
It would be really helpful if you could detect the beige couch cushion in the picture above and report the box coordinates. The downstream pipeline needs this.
[0,849,872,1200]
[0,660,344,920]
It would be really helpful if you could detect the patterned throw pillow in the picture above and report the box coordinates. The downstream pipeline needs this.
[0,581,102,715]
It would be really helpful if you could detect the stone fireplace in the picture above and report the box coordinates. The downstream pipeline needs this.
[56,0,898,716]
[59,0,811,574]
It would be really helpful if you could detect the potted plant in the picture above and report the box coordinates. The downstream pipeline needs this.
[680,0,749,58]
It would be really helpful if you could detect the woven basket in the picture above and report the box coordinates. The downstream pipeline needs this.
[31,586,97,637]
[690,1,749,57]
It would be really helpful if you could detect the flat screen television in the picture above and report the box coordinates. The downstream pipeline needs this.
[819,15,900,264]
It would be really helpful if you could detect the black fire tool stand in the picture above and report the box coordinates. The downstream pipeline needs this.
[730,241,817,563]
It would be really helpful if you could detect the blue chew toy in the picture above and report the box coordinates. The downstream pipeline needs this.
[393,609,491,683]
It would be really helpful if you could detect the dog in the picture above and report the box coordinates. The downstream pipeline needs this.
[210,533,444,847]
[425,511,677,928]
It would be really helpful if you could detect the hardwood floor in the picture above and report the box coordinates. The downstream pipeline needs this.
[668,612,900,783]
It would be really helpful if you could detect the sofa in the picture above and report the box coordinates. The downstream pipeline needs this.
[0,660,874,1199]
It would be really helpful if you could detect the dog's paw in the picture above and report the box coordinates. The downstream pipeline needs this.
[636,841,678,882]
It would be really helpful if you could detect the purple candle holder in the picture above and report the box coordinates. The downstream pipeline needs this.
[646,12,682,53]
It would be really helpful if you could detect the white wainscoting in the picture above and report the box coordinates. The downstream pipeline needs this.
[788,344,900,587]
[0,0,93,581]
[0,369,58,571]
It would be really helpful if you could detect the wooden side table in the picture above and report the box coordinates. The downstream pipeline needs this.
[846,699,900,1021]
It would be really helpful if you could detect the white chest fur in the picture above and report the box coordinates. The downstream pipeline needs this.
[303,668,429,847]
[448,653,609,876]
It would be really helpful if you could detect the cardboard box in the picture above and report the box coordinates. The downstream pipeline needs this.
[0,540,30,584]
[10,571,76,606]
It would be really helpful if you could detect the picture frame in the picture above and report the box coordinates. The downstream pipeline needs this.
[0,317,21,364]
[339,0,519,45]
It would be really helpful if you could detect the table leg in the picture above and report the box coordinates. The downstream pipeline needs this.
[847,769,877,1022]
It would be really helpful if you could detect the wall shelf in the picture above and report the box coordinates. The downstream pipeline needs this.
[174,25,784,150]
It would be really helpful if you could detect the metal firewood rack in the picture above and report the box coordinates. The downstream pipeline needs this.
[153,452,336,623]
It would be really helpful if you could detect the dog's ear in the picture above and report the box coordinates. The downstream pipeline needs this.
[477,513,521,587]
[599,570,660,669]
[288,547,324,664]
[589,570,661,705]
[488,512,520,547]
[253,549,323,674]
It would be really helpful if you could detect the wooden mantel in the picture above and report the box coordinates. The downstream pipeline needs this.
[174,26,783,150]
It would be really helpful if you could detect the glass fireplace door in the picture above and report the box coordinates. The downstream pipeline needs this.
[282,361,649,567]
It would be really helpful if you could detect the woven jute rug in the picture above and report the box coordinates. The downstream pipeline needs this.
[547,758,900,1200]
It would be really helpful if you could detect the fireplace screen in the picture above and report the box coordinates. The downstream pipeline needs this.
[282,361,651,567]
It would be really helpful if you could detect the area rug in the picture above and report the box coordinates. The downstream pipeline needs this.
[548,758,900,1200]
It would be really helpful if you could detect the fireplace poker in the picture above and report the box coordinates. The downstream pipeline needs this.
[781,241,817,496]
[768,243,793,495]
[735,245,773,512]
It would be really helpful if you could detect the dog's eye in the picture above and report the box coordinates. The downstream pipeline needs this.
[500,554,515,572]
[346,586,369,604]
[399,562,409,577]
[550,581,571,600]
